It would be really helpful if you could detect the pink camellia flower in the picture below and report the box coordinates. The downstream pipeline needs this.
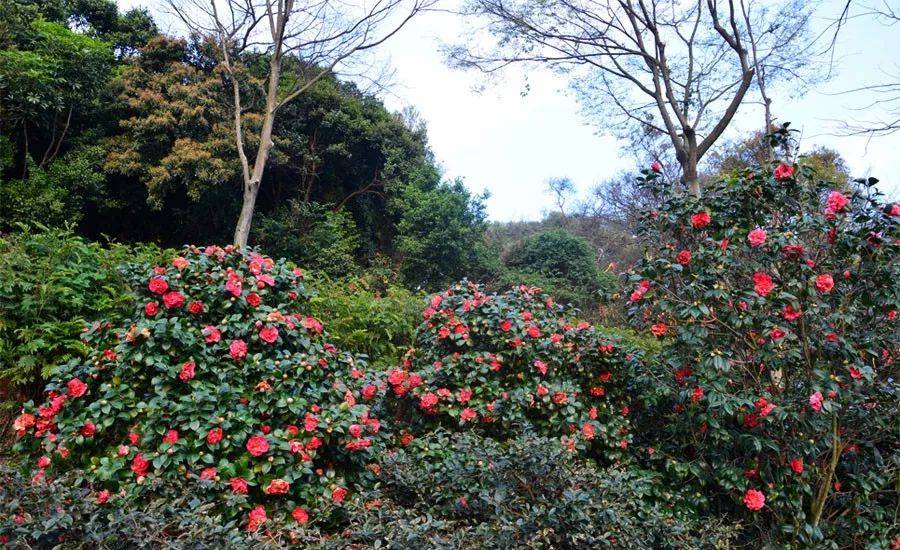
[691,211,711,229]
[782,305,802,321]
[172,257,189,270]
[460,408,477,422]
[582,422,596,439]
[202,325,221,344]
[826,191,849,213]
[259,326,279,344]
[162,291,184,309]
[790,458,804,474]
[890,203,900,216]
[144,302,159,316]
[747,228,767,247]
[809,391,824,413]
[676,249,691,265]
[148,277,168,295]
[265,479,290,495]
[207,427,223,445]
[753,272,775,297]
[179,361,195,382]
[419,393,439,411]
[247,506,267,532]
[200,467,217,480]
[849,366,862,380]
[163,429,179,445]
[97,490,110,504]
[229,339,247,360]
[815,274,834,294]
[291,507,309,525]
[67,378,87,398]
[650,161,662,172]
[773,163,794,181]
[304,413,319,432]
[246,435,269,457]
[230,477,249,494]
[332,486,348,504]
[37,456,51,469]
[744,489,766,511]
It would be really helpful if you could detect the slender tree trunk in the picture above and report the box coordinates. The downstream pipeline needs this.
[232,54,282,247]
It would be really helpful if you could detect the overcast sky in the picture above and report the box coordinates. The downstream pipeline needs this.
[120,0,900,221]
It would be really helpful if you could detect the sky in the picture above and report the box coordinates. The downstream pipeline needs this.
[120,0,900,221]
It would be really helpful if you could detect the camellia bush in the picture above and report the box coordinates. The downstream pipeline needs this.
[625,134,899,546]
[10,246,386,534]
[385,280,641,459]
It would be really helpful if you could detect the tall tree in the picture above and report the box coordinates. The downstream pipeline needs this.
[449,0,818,195]
[167,0,436,247]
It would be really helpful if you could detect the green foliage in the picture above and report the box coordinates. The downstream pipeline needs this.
[0,227,166,410]
[254,201,360,277]
[307,272,422,370]
[0,146,108,229]
[626,135,899,546]
[498,228,616,312]
[336,431,737,549]
[395,181,489,290]
[13,246,386,530]
[385,280,641,460]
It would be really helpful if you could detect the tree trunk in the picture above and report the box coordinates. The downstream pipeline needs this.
[682,151,700,197]
[233,183,260,247]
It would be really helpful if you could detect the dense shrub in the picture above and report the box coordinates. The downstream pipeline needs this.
[502,228,616,309]
[307,272,423,370]
[626,138,899,546]
[12,246,386,530]
[385,280,642,460]
[0,227,167,415]
[334,430,737,548]
[253,201,361,277]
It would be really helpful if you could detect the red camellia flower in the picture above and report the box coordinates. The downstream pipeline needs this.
[178,361,195,382]
[691,387,704,402]
[246,292,261,307]
[144,301,160,316]
[230,477,249,494]
[676,249,691,265]
[247,506,267,532]
[148,277,168,295]
[202,325,221,343]
[265,478,290,495]
[259,326,279,344]
[187,301,204,315]
[291,507,309,525]
[200,467,217,480]
[419,392,439,411]
[229,339,248,360]
[782,304,802,321]
[13,412,35,437]
[809,391,824,412]
[37,455,51,469]
[790,458,804,474]
[206,427,223,445]
[743,489,765,511]
[460,407,477,422]
[752,272,775,297]
[67,378,87,398]
[650,161,662,172]
[246,435,269,457]
[747,227,767,247]
[163,429,179,444]
[131,453,149,476]
[331,486,348,504]
[526,325,541,338]
[690,211,711,229]
[815,273,834,294]
[650,322,669,337]
[162,291,184,309]
[97,490,110,504]
[773,163,794,181]
[81,421,96,437]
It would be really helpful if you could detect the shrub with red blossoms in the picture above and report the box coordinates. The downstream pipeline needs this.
[385,281,641,459]
[12,246,385,528]
[624,130,898,546]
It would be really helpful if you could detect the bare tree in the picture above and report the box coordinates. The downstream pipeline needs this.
[448,0,819,195]
[167,0,435,246]
[546,176,576,217]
